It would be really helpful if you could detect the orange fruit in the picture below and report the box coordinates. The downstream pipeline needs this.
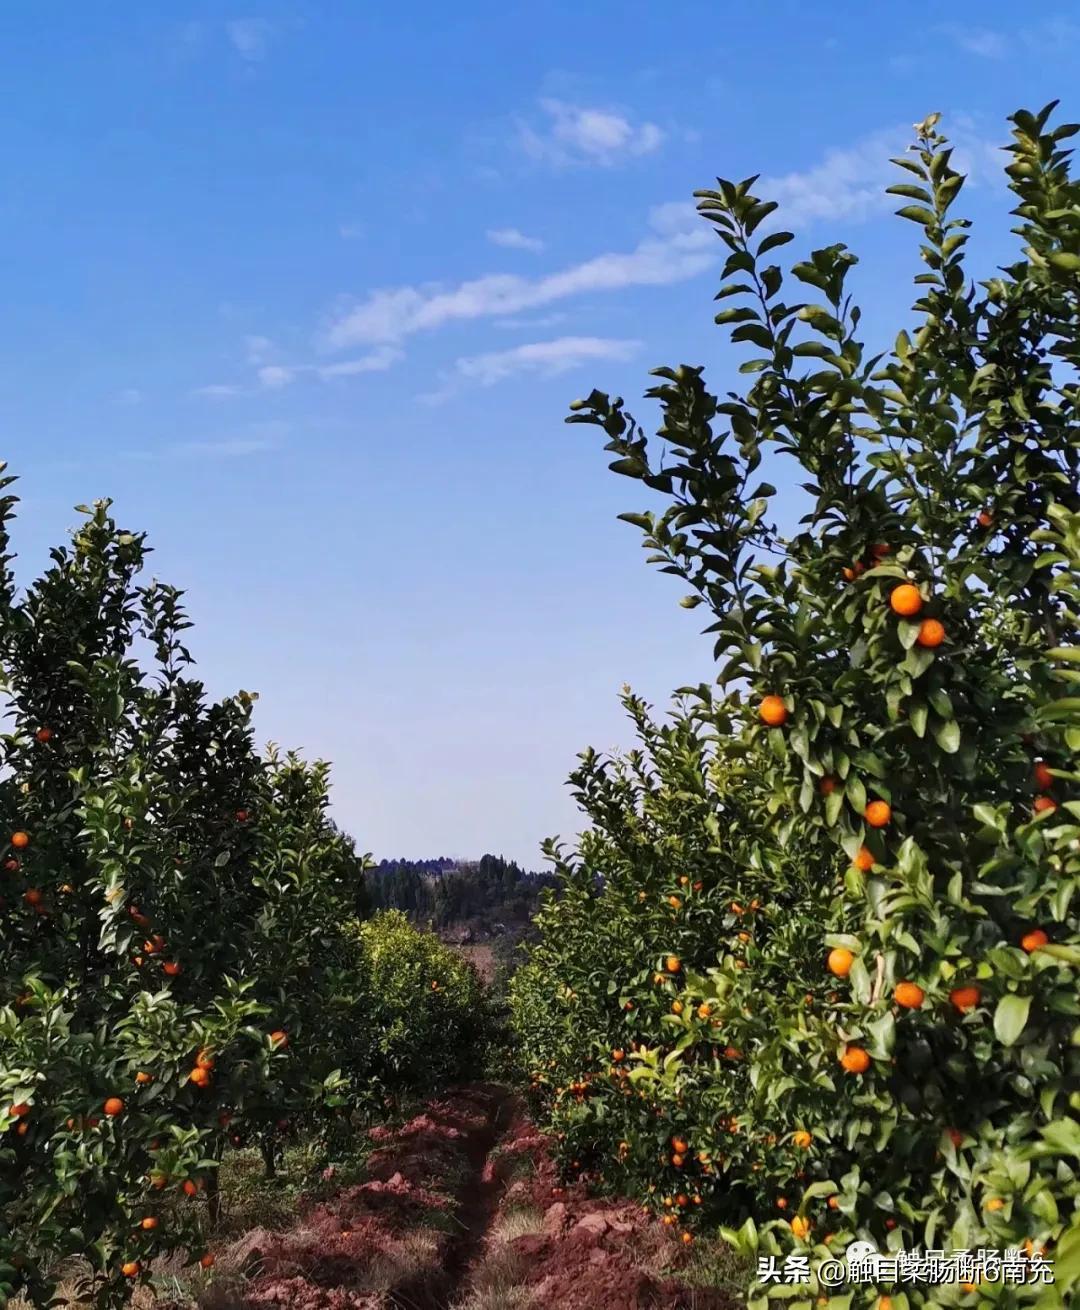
[668,895,681,910]
[162,961,182,977]
[35,727,53,743]
[977,509,993,528]
[916,618,945,648]
[819,776,838,796]
[864,800,892,828]
[671,1136,688,1153]
[697,1003,712,1018]
[949,985,981,1012]
[724,1045,742,1060]
[681,1231,693,1245]
[890,583,923,616]
[759,695,788,727]
[792,1130,812,1148]
[23,889,42,906]
[791,1215,811,1239]
[671,1001,683,1015]
[235,809,250,822]
[121,1261,140,1278]
[1034,761,1054,790]
[985,1197,1005,1212]
[776,1196,788,1209]
[182,1179,199,1197]
[827,1195,839,1210]
[665,956,681,974]
[1021,929,1049,954]
[135,1072,153,1085]
[10,1103,30,1118]
[853,845,875,872]
[103,1097,125,1117]
[199,1253,216,1269]
[612,1049,625,1062]
[671,1152,685,1167]
[140,1217,158,1231]
[839,1046,870,1074]
[189,1067,212,1088]
[10,832,29,850]
[1033,795,1057,814]
[269,1030,288,1048]
[827,947,854,977]
[894,981,925,1009]
[871,543,891,558]
[196,1050,215,1070]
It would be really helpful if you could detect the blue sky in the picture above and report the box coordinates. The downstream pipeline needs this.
[2,4,1076,865]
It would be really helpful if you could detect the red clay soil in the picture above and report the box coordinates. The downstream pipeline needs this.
[180,1084,739,1310]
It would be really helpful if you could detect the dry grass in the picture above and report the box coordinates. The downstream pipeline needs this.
[487,1205,544,1244]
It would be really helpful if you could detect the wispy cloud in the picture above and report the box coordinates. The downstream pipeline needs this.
[325,240,714,349]
[941,24,1007,58]
[173,437,276,458]
[195,345,402,397]
[116,388,142,405]
[339,222,364,240]
[487,227,545,252]
[324,119,1004,357]
[494,312,567,330]
[226,18,275,62]
[517,99,665,168]
[420,336,641,404]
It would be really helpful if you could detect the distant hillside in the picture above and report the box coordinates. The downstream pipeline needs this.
[366,853,555,942]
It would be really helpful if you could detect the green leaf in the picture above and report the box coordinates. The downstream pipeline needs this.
[1048,252,1080,272]
[994,994,1031,1047]
[757,230,794,255]
[933,719,960,754]
[895,204,938,226]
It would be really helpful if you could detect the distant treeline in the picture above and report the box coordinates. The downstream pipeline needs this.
[366,853,556,930]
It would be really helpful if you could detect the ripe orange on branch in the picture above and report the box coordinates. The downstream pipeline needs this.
[10,832,29,849]
[1021,929,1049,954]
[916,618,945,648]
[839,1046,870,1074]
[890,584,923,616]
[865,800,892,828]
[827,947,854,978]
[949,985,981,1012]
[759,695,788,726]
[894,982,925,1009]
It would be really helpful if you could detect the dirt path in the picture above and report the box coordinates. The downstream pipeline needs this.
[189,1084,740,1310]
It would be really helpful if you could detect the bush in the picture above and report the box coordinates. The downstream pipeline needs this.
[346,910,487,1095]
[513,105,1080,1309]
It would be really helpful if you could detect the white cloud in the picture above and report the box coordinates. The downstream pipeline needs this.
[942,25,1007,58]
[116,388,142,405]
[650,120,1004,241]
[457,336,641,385]
[193,383,244,399]
[324,119,1004,358]
[494,312,567,330]
[226,18,274,62]
[420,336,641,404]
[245,335,273,364]
[325,239,714,349]
[518,99,665,167]
[173,437,276,458]
[257,365,294,389]
[487,227,545,252]
[316,347,403,378]
[339,222,365,240]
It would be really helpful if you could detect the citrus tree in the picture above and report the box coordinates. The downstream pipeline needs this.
[0,485,371,1306]
[514,103,1080,1309]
